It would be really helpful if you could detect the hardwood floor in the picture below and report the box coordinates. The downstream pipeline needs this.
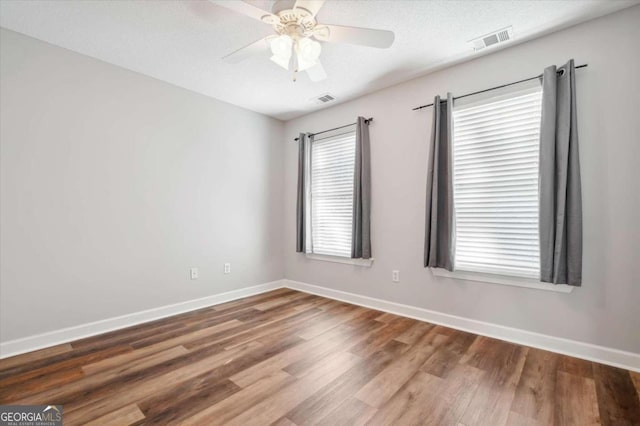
[1,288,639,425]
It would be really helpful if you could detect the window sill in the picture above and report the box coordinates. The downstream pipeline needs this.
[431,268,574,293]
[305,253,374,267]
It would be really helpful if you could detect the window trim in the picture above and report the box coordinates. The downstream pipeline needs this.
[305,253,374,267]
[431,268,574,293]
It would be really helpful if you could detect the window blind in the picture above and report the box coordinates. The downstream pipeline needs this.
[310,131,356,257]
[452,85,543,278]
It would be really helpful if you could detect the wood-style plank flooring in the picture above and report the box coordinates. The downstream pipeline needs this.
[1,289,639,425]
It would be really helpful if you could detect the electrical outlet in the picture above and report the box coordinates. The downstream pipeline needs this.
[224,263,231,274]
[190,267,199,280]
[392,270,400,282]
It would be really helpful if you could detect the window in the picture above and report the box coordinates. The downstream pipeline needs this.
[307,130,356,257]
[452,82,543,278]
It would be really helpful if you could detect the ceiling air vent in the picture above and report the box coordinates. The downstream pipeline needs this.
[310,93,336,105]
[470,26,513,51]
[315,93,335,104]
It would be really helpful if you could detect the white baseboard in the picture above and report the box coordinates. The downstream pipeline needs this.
[4,277,638,373]
[0,280,285,359]
[283,279,640,373]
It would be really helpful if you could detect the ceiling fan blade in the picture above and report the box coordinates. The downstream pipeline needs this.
[314,24,395,48]
[223,37,270,64]
[306,61,327,82]
[208,0,277,24]
[294,0,325,18]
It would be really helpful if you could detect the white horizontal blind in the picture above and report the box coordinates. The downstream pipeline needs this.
[310,131,356,257]
[452,84,542,278]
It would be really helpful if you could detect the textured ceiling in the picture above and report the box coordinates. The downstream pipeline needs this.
[0,0,637,120]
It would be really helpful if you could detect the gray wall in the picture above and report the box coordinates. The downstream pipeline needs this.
[0,29,285,342]
[283,7,640,354]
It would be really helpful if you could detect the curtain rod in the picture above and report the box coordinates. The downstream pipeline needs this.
[293,117,373,142]
[412,64,588,111]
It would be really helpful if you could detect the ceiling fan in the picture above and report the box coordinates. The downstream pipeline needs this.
[210,0,395,82]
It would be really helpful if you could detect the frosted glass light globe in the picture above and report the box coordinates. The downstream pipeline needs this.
[270,35,293,64]
[296,37,322,71]
[297,37,322,62]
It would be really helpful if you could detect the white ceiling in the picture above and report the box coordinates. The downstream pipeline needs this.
[1,0,637,120]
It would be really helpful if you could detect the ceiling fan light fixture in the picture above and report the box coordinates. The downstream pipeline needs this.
[270,54,291,70]
[269,34,293,69]
[297,37,321,61]
[295,37,322,71]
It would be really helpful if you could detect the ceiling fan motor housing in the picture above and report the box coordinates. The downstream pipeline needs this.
[264,8,317,39]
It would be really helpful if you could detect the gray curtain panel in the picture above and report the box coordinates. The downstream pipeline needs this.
[424,93,454,270]
[352,117,372,259]
[296,132,308,253]
[539,59,582,285]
